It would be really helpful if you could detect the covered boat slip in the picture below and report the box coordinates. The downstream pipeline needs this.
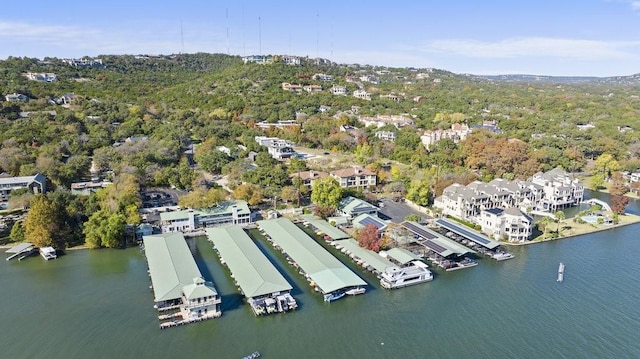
[401,221,478,271]
[433,218,514,260]
[143,233,221,327]
[332,238,396,275]
[206,226,296,315]
[257,218,366,297]
[300,214,350,240]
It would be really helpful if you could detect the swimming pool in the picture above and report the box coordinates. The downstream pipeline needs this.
[581,215,600,223]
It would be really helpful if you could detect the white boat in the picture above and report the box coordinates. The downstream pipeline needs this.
[345,287,366,296]
[557,262,565,282]
[323,291,346,302]
[380,261,433,289]
[39,246,57,260]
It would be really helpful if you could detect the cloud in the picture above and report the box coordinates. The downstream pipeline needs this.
[423,37,640,60]
[631,1,640,10]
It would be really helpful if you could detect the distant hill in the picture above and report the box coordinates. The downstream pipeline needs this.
[472,73,640,85]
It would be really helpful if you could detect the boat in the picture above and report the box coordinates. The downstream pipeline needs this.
[557,262,565,282]
[380,261,433,289]
[242,351,260,359]
[39,246,57,260]
[345,287,366,296]
[323,291,346,302]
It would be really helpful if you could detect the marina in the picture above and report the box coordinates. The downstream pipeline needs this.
[300,214,351,240]
[257,218,367,302]
[206,226,296,316]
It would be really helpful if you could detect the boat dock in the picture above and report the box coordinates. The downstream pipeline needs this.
[207,226,297,316]
[434,218,514,261]
[401,221,478,271]
[5,243,36,261]
[300,214,350,241]
[257,218,367,302]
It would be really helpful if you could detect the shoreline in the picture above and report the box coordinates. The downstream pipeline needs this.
[503,213,640,246]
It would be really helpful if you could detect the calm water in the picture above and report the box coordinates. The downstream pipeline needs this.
[1,193,639,359]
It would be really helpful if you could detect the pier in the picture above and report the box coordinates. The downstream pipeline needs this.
[5,243,35,261]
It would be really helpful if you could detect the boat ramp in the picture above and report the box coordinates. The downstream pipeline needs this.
[207,226,297,316]
[257,218,366,302]
[434,218,514,261]
[401,221,478,271]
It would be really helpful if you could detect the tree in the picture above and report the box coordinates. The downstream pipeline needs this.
[83,209,127,249]
[357,223,381,252]
[233,183,263,206]
[554,211,566,234]
[404,214,422,222]
[24,195,57,248]
[9,221,25,243]
[594,153,620,180]
[280,186,299,204]
[311,177,343,208]
[354,143,373,165]
[406,180,431,207]
[179,188,227,208]
[610,172,629,214]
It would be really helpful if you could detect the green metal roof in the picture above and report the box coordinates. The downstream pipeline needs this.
[206,226,292,298]
[143,233,218,302]
[338,196,378,216]
[384,247,423,266]
[257,218,366,294]
[335,238,395,274]
[160,200,250,222]
[300,214,350,240]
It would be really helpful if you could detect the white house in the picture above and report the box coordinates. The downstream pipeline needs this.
[160,200,253,233]
[375,131,396,141]
[353,90,371,101]
[480,207,533,243]
[330,166,377,189]
[330,85,347,95]
[4,93,29,102]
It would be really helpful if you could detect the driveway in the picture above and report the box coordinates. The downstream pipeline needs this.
[377,197,431,223]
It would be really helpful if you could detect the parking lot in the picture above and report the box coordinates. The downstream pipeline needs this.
[377,197,431,224]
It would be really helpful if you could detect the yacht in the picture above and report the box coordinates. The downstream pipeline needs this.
[323,291,346,302]
[557,262,565,282]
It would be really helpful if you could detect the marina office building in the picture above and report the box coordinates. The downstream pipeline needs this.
[143,233,221,328]
[257,218,367,302]
[159,200,252,233]
[207,226,297,316]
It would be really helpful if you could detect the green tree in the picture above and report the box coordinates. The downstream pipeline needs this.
[280,186,299,204]
[83,209,127,249]
[594,153,620,180]
[354,143,374,165]
[9,221,25,243]
[24,195,57,248]
[554,211,566,234]
[406,180,431,207]
[311,177,343,208]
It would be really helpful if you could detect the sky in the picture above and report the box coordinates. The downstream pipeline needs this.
[1,0,640,77]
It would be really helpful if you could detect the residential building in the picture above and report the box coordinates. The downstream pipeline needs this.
[143,233,221,325]
[330,166,377,189]
[480,207,533,242]
[303,84,322,93]
[0,174,47,202]
[352,213,387,231]
[420,123,470,150]
[62,58,105,68]
[433,168,583,240]
[360,115,414,129]
[4,93,29,102]
[375,131,396,141]
[330,85,347,95]
[254,136,296,160]
[353,90,371,101]
[380,94,400,102]
[255,120,300,130]
[290,170,329,190]
[70,181,112,196]
[529,168,584,211]
[242,55,273,64]
[282,82,303,93]
[24,72,57,82]
[159,200,253,233]
[280,55,301,65]
[313,73,333,81]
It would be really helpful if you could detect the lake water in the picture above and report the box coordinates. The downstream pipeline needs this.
[1,192,639,358]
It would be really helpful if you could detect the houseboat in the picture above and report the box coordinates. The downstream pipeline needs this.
[39,246,57,260]
[380,261,433,289]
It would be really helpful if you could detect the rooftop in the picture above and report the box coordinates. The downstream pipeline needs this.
[160,200,250,222]
[300,214,350,240]
[335,238,395,274]
[207,226,292,298]
[383,247,423,266]
[434,218,501,250]
[257,218,366,294]
[143,233,217,302]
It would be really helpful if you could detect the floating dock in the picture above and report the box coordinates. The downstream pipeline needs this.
[5,243,35,261]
